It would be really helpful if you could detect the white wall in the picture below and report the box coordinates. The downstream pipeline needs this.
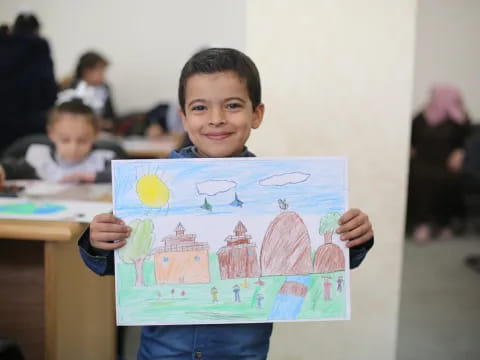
[414,0,480,120]
[246,1,416,359]
[0,0,245,113]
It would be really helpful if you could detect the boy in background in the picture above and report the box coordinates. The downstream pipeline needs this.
[79,48,374,359]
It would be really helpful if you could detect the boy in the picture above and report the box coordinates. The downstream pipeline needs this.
[0,99,121,184]
[79,48,374,359]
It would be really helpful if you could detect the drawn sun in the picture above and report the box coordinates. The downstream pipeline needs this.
[136,174,170,208]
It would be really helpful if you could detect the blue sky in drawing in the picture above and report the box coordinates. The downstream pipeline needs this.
[112,158,347,218]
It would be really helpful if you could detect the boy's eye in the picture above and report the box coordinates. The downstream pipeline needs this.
[191,105,206,112]
[226,103,242,110]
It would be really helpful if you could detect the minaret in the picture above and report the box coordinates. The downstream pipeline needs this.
[234,221,247,236]
[175,222,185,236]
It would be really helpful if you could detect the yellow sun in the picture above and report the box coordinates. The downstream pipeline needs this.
[136,174,170,208]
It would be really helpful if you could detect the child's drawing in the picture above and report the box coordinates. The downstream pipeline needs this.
[112,157,349,325]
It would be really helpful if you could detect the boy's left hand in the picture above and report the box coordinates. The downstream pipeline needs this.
[336,208,373,248]
[60,172,96,183]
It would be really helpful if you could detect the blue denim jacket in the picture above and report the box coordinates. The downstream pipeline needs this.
[78,146,373,359]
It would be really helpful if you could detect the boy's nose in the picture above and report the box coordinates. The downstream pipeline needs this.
[209,108,226,126]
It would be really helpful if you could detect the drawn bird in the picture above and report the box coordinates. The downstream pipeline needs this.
[200,197,212,211]
[278,198,289,210]
[230,192,244,207]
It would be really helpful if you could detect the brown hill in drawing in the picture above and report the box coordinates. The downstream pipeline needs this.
[260,211,313,276]
[313,243,345,273]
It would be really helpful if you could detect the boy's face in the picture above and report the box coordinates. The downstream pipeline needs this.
[180,71,264,157]
[48,113,97,163]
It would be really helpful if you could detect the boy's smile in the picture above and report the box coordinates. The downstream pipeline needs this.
[181,71,264,157]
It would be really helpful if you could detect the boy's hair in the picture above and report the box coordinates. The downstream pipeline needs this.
[178,48,261,113]
[75,51,109,80]
[49,99,100,131]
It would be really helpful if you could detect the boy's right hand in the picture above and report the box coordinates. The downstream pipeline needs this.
[90,213,131,251]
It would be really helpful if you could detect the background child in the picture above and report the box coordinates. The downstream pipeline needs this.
[0,99,122,184]
[58,51,116,132]
[79,48,374,359]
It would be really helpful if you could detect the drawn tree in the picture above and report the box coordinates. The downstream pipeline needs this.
[118,218,154,286]
[318,212,341,244]
[313,212,345,273]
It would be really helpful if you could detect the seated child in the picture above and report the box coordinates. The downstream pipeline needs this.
[58,51,116,132]
[78,48,375,359]
[0,99,121,184]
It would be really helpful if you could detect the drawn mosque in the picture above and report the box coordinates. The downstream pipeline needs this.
[153,222,210,284]
[217,221,261,279]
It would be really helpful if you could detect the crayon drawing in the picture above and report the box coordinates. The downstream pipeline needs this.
[112,157,349,325]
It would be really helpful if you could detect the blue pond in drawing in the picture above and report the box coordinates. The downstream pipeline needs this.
[112,157,350,325]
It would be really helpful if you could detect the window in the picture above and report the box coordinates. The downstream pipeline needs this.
[194,256,200,261]
[163,257,169,263]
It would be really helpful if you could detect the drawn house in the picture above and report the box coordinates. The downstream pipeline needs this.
[260,211,313,276]
[217,221,260,279]
[153,223,210,284]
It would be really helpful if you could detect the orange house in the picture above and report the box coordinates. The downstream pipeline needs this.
[153,223,210,284]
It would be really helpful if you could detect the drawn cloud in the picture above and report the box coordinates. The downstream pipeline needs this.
[259,172,311,186]
[196,180,237,196]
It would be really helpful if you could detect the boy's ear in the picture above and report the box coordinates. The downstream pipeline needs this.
[252,104,265,129]
[179,108,188,131]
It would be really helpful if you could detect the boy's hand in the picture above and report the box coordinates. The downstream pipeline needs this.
[336,208,373,248]
[90,213,131,251]
[60,172,96,183]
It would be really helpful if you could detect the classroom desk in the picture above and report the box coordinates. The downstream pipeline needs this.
[0,185,116,360]
[121,133,184,158]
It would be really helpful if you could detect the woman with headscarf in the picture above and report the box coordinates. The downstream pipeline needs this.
[407,85,471,243]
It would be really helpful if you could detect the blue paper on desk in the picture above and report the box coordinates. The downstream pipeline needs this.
[0,198,112,222]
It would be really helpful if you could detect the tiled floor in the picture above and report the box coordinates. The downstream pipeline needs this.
[397,236,480,360]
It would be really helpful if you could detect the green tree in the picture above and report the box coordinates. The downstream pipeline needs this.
[118,218,154,286]
[318,212,341,244]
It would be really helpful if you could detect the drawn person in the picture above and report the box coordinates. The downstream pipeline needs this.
[323,277,332,300]
[211,287,219,303]
[256,292,264,309]
[233,284,241,302]
[181,290,186,297]
[171,288,175,298]
[337,276,344,293]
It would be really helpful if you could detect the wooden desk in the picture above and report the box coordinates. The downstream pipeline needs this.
[0,198,116,359]
[121,134,184,158]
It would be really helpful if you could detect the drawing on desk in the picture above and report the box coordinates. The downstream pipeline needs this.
[112,157,350,326]
[0,202,66,215]
[0,199,111,222]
